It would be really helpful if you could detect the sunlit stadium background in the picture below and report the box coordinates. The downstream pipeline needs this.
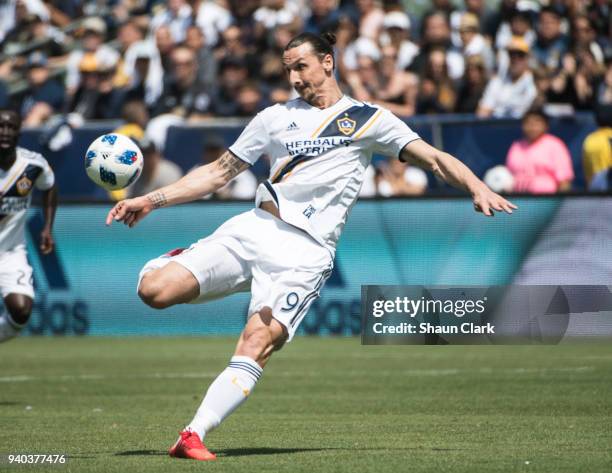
[2,0,612,471]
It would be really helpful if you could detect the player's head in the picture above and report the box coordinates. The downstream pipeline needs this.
[0,109,21,153]
[521,108,548,143]
[282,32,337,102]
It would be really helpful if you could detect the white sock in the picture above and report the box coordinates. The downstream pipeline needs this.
[186,355,262,439]
[0,311,24,342]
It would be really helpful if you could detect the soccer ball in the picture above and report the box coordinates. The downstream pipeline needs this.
[85,133,144,191]
[483,165,514,193]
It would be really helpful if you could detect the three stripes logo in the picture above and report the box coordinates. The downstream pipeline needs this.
[286,121,299,131]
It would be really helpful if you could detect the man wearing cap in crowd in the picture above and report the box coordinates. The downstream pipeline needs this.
[19,51,64,126]
[477,36,537,118]
[64,16,120,97]
[379,10,419,71]
[68,53,124,120]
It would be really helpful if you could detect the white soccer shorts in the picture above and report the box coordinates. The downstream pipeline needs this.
[0,245,34,299]
[138,208,333,341]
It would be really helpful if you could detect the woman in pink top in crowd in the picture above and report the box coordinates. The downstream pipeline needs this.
[506,109,574,193]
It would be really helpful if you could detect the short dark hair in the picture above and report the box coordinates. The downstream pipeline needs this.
[522,108,549,123]
[539,6,561,19]
[284,32,337,67]
[0,109,21,127]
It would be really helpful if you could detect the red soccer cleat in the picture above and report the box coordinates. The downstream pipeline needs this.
[168,430,217,461]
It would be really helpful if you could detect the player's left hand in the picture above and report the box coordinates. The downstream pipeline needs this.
[40,228,55,254]
[472,185,518,217]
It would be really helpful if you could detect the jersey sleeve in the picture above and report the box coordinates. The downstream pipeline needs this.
[228,113,271,165]
[34,156,55,191]
[371,108,420,158]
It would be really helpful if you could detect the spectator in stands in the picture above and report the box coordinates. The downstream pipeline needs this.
[210,56,250,117]
[477,36,536,118]
[123,40,164,110]
[214,25,259,77]
[235,82,267,117]
[416,47,457,114]
[532,7,568,71]
[65,17,120,97]
[586,0,611,45]
[409,11,464,80]
[195,0,233,48]
[2,6,65,59]
[68,54,125,120]
[376,158,428,197]
[422,0,455,22]
[495,8,536,78]
[117,19,146,58]
[127,138,183,197]
[254,0,301,40]
[506,109,574,194]
[356,0,385,40]
[379,11,419,71]
[120,100,150,138]
[114,19,146,89]
[458,13,495,72]
[149,0,193,43]
[184,25,218,91]
[334,15,358,82]
[258,24,295,91]
[549,48,603,111]
[304,0,340,35]
[531,66,554,110]
[155,25,176,72]
[153,46,212,120]
[583,104,612,187]
[571,15,605,66]
[455,55,489,113]
[596,56,612,105]
[450,0,497,46]
[346,44,417,117]
[19,51,65,126]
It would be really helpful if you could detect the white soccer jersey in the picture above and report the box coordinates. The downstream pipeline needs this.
[0,148,55,253]
[229,95,420,255]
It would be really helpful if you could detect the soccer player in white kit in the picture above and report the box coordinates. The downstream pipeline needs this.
[0,110,57,342]
[106,32,517,461]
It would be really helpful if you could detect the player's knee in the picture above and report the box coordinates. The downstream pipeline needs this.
[241,324,287,360]
[138,274,173,309]
[241,325,275,359]
[6,297,33,324]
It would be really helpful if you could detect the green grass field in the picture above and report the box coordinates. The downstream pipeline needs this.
[1,338,611,472]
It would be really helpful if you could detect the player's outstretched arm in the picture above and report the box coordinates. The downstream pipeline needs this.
[105,151,250,227]
[400,139,518,217]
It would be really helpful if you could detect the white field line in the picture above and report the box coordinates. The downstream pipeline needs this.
[0,366,596,383]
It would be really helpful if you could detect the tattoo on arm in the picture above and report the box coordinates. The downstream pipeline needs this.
[147,191,168,208]
[217,151,250,180]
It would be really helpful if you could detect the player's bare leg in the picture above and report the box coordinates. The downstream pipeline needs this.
[138,262,200,309]
[170,309,287,461]
[0,294,33,342]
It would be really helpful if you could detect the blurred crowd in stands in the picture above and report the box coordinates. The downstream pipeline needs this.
[0,0,611,196]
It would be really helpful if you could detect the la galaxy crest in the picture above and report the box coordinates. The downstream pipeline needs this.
[337,116,356,136]
[16,175,33,196]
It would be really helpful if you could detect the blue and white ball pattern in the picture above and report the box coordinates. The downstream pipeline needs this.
[85,133,144,191]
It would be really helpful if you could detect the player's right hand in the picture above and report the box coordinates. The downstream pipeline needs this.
[105,196,153,228]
